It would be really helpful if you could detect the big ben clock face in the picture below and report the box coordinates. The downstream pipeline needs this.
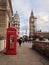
[31,18,33,21]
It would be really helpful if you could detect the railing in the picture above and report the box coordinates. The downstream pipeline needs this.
[32,41,49,57]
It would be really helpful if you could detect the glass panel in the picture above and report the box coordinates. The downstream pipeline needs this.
[8,35,14,50]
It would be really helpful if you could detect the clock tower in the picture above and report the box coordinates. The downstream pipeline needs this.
[29,11,36,37]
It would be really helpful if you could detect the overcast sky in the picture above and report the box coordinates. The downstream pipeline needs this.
[12,0,49,36]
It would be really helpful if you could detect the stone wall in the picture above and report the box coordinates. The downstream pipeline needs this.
[33,41,49,57]
[0,10,6,37]
[0,0,6,8]
[0,0,13,38]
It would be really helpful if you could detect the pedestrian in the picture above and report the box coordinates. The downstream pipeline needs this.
[18,38,22,47]
[22,38,24,43]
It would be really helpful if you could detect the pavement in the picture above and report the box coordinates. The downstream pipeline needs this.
[0,42,49,65]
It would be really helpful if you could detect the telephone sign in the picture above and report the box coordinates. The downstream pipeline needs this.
[6,27,17,54]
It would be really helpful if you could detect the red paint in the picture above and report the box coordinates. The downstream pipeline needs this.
[6,27,17,54]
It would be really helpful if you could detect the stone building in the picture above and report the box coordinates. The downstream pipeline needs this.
[29,11,36,38]
[0,0,13,38]
[36,32,49,39]
[12,11,20,38]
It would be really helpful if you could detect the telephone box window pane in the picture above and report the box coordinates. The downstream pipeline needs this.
[8,35,14,50]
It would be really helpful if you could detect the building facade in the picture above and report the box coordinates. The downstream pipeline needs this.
[29,11,35,37]
[12,11,20,38]
[36,32,49,39]
[0,0,13,38]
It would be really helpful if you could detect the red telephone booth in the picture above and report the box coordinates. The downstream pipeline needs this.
[6,27,17,54]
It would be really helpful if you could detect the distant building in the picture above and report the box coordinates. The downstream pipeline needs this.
[29,11,36,38]
[0,0,13,38]
[36,32,49,38]
[12,11,20,38]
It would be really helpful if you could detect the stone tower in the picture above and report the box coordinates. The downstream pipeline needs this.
[12,11,20,38]
[29,11,36,37]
